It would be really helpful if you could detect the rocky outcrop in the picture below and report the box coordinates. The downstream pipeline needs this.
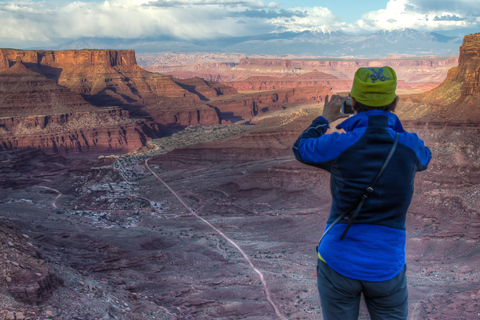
[208,85,331,122]
[0,109,163,153]
[0,49,199,108]
[9,268,60,305]
[174,77,238,100]
[0,59,163,154]
[405,33,480,122]
[451,33,480,96]
[0,222,60,305]
[145,98,221,127]
[0,58,98,117]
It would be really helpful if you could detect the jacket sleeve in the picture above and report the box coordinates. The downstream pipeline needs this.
[292,116,333,171]
[415,136,432,172]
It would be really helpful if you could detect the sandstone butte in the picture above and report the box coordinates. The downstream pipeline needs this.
[400,33,480,122]
[0,49,333,154]
[0,56,164,154]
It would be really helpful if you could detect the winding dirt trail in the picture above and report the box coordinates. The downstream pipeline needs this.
[145,158,287,320]
[38,186,62,208]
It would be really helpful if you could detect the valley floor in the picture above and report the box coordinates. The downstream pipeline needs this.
[1,109,480,319]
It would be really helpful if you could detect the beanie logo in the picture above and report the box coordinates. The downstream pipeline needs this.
[367,67,390,83]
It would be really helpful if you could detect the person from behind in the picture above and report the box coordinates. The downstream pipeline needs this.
[292,66,432,320]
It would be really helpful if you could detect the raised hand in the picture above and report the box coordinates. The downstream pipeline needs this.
[322,94,350,123]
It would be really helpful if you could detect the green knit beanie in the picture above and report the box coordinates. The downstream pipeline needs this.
[350,66,397,107]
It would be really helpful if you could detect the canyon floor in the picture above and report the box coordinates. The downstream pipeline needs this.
[1,104,480,320]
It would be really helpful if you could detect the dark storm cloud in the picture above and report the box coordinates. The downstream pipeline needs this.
[433,15,467,22]
[408,0,480,15]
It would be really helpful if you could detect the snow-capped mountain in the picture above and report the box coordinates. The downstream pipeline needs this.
[53,28,463,58]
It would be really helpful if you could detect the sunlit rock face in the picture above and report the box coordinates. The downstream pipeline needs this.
[0,57,162,154]
[408,33,480,122]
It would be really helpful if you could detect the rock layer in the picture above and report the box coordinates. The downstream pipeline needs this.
[0,58,163,154]
[404,33,480,122]
[0,109,163,153]
[208,86,331,122]
[0,59,97,117]
[143,54,458,93]
[0,49,193,105]
[0,49,244,150]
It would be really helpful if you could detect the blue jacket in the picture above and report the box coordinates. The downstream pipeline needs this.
[293,110,431,281]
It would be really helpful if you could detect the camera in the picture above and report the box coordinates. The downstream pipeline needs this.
[342,98,354,115]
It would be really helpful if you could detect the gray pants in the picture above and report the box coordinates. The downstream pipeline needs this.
[317,259,408,320]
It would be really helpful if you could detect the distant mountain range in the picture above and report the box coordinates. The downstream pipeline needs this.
[54,28,463,58]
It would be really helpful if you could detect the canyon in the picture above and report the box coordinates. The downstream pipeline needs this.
[140,54,458,94]
[0,34,480,319]
[0,49,332,154]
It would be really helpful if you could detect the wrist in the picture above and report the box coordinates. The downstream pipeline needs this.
[320,115,334,124]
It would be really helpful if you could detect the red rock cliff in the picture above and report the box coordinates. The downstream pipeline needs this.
[403,33,480,122]
[0,109,163,154]
[0,58,98,117]
[451,33,480,96]
[208,85,331,122]
[0,49,199,107]
[0,49,137,71]
[0,57,163,154]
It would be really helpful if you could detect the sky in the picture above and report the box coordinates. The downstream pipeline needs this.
[0,0,479,48]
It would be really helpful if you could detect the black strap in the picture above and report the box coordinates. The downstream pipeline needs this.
[317,132,400,248]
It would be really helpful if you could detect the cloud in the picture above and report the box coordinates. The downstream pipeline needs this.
[268,6,340,33]
[0,0,345,48]
[346,0,479,32]
[408,0,480,16]
[145,0,273,8]
[0,0,287,47]
[433,15,467,22]
[0,0,478,48]
[233,9,306,19]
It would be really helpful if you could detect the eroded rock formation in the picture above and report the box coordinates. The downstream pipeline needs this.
[0,58,163,153]
[0,49,245,149]
[208,85,331,122]
[0,49,240,110]
[402,33,480,122]
[0,48,197,107]
[0,58,98,117]
[1,48,337,153]
[143,54,458,93]
[0,221,60,306]
[145,98,221,127]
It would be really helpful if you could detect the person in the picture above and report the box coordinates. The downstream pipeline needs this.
[292,66,432,320]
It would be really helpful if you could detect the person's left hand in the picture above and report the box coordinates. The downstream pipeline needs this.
[322,94,350,123]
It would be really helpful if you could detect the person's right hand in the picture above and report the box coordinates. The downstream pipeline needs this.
[322,95,350,123]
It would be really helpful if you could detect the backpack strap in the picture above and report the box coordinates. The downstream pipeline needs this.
[317,132,400,249]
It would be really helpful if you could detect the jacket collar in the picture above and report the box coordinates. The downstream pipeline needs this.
[336,110,405,133]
